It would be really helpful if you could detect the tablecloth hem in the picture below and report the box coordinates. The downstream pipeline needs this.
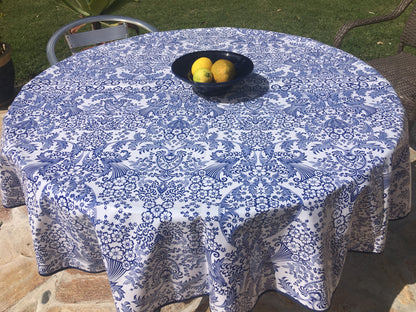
[37,265,106,277]
[1,201,26,209]
[389,209,412,221]
[252,289,330,312]
[151,288,329,312]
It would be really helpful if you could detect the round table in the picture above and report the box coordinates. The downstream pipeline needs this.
[0,27,411,312]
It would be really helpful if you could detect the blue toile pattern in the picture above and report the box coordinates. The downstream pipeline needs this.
[0,28,411,312]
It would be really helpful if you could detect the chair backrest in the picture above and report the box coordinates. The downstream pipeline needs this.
[65,23,129,53]
[47,15,158,66]
[333,0,414,49]
[399,5,416,51]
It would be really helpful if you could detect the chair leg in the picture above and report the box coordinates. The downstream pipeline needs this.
[409,120,416,150]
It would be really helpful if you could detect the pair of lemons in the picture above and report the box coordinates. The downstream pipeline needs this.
[191,57,235,83]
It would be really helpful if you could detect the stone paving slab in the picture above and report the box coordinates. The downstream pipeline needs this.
[1,107,415,312]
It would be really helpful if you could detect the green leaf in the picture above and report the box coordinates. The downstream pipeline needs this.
[55,0,91,16]
[102,0,131,14]
[55,0,133,16]
[89,0,110,16]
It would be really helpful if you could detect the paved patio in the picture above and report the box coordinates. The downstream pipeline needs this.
[1,106,415,312]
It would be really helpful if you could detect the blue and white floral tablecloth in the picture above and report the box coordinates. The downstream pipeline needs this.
[0,28,411,312]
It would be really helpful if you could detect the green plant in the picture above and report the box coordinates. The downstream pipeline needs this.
[55,0,138,17]
[1,0,411,86]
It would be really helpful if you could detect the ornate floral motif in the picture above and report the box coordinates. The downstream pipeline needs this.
[0,28,410,312]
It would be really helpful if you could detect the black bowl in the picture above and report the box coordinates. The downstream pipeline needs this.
[171,50,254,96]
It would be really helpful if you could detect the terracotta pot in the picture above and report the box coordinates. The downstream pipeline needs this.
[0,42,15,105]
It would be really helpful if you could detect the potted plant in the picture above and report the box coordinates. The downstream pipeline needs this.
[55,0,141,36]
[0,2,15,107]
[55,0,139,32]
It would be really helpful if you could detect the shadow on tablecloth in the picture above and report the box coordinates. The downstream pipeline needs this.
[252,165,416,312]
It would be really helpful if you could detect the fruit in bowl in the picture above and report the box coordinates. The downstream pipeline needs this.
[193,68,213,83]
[191,57,213,75]
[211,59,236,83]
[191,57,236,83]
[171,50,254,96]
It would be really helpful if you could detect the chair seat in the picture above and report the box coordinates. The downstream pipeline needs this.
[368,52,416,121]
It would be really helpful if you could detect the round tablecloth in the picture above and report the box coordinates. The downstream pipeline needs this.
[0,27,411,312]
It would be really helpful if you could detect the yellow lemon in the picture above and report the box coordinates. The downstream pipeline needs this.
[211,59,236,83]
[193,68,213,83]
[191,57,213,75]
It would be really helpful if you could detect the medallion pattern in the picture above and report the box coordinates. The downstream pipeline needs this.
[0,28,410,312]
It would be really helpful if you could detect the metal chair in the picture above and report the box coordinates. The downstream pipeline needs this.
[46,15,158,66]
[334,0,416,122]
